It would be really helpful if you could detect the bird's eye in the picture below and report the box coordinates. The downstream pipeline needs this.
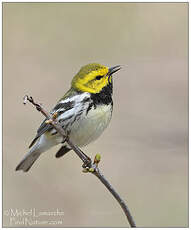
[96,75,102,80]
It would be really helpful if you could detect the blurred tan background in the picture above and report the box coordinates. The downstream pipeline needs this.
[3,3,188,227]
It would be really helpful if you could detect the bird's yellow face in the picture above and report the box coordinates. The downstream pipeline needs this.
[72,63,120,94]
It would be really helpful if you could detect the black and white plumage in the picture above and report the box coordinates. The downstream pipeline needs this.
[16,63,120,172]
[16,88,113,172]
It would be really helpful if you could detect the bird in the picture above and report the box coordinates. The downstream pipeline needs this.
[16,63,121,172]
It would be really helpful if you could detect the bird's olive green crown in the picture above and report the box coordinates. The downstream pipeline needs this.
[71,63,120,94]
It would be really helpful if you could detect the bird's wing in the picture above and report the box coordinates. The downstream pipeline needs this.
[28,119,52,148]
[29,91,90,148]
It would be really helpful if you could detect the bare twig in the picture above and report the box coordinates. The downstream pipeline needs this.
[23,95,136,227]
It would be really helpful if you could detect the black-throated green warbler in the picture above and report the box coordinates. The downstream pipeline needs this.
[16,63,121,172]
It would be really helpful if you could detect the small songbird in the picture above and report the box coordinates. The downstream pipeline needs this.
[16,63,121,172]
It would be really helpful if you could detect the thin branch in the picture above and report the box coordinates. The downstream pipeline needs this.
[23,95,136,227]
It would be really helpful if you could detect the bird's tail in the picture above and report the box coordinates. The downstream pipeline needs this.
[15,149,41,172]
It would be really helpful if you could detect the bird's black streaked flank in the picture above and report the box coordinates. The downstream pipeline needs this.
[16,63,121,172]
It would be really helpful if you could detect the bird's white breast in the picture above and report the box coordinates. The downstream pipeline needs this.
[69,103,112,147]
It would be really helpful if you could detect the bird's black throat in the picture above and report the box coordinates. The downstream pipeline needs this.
[90,79,113,106]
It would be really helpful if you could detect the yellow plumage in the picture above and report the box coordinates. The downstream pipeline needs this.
[16,63,121,172]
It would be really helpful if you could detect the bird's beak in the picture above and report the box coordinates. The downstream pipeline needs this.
[108,65,121,76]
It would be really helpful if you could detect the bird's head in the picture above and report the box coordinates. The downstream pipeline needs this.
[71,63,121,94]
